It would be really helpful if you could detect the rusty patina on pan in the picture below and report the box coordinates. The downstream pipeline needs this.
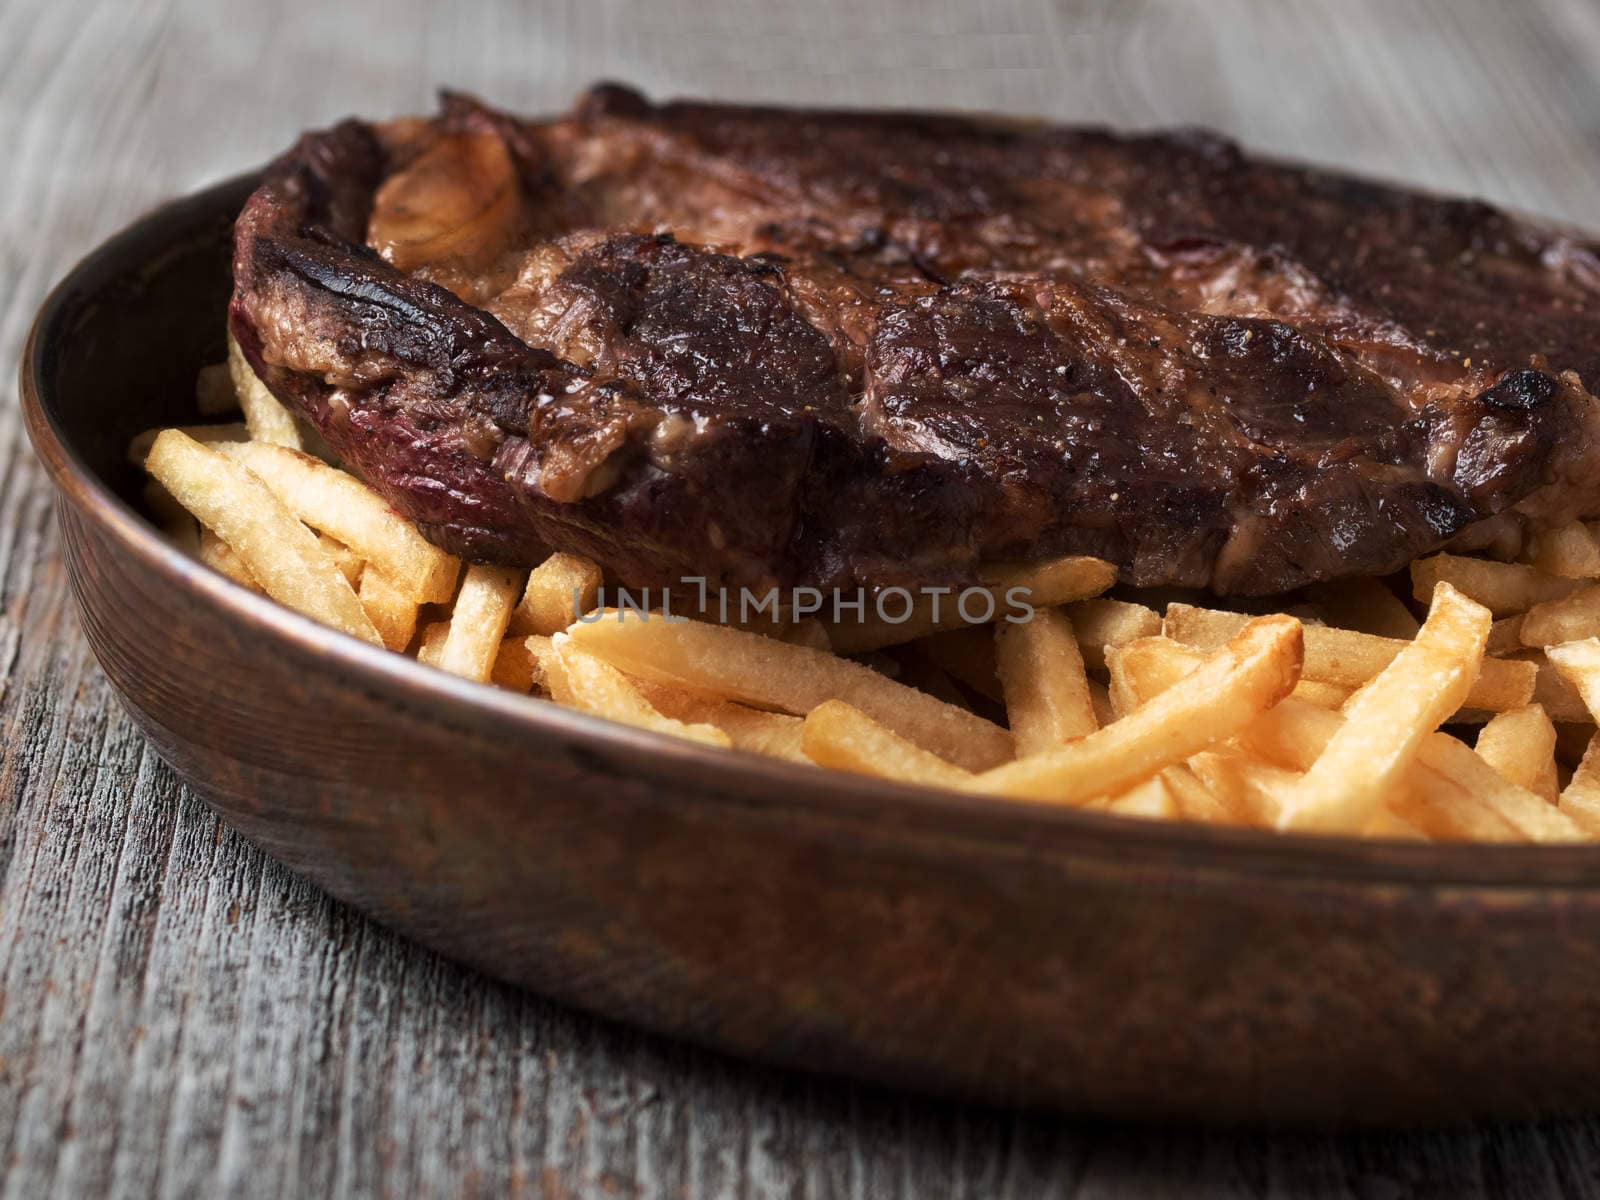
[22,175,1600,1127]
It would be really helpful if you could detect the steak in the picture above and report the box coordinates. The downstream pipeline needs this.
[229,85,1600,596]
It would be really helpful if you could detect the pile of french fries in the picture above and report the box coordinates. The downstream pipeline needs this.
[134,341,1600,842]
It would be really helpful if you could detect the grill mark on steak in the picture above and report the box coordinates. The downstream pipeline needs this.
[230,86,1600,595]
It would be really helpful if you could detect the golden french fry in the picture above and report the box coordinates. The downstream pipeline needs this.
[439,564,524,682]
[127,422,248,465]
[228,332,302,448]
[1390,771,1522,842]
[1065,598,1161,671]
[802,700,973,788]
[359,568,420,653]
[1418,733,1582,841]
[819,555,1115,653]
[1303,578,1421,640]
[1474,705,1558,799]
[318,532,362,586]
[1530,521,1600,579]
[566,612,1012,770]
[490,634,552,693]
[512,552,603,636]
[1522,585,1600,648]
[195,361,238,414]
[1159,764,1240,824]
[541,637,732,748]
[1106,635,1203,713]
[1546,638,1600,722]
[966,615,1301,804]
[1188,748,1292,825]
[636,680,808,761]
[214,441,459,603]
[197,527,259,591]
[1165,603,1534,712]
[1292,679,1352,709]
[1105,775,1177,820]
[1276,584,1489,834]
[1559,734,1600,835]
[144,430,380,645]
[1410,553,1578,616]
[996,607,1097,756]
[416,621,449,666]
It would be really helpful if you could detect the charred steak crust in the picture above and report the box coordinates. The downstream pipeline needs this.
[230,85,1600,595]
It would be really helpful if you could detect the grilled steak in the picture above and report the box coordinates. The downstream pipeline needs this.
[230,85,1600,595]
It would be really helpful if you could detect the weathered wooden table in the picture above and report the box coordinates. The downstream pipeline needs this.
[7,1,1600,1194]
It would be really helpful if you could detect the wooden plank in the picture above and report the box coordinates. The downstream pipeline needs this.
[5,0,1600,1195]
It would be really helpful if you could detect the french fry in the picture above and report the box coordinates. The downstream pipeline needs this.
[995,607,1097,756]
[541,637,731,748]
[802,700,973,788]
[1107,636,1203,711]
[318,532,362,587]
[1418,732,1582,841]
[1559,734,1600,835]
[416,621,449,666]
[1165,603,1534,712]
[511,552,603,636]
[359,568,420,652]
[1066,598,1161,671]
[1292,679,1352,709]
[1546,639,1600,723]
[1188,748,1290,825]
[143,430,381,645]
[228,333,302,448]
[1390,772,1521,842]
[195,361,238,414]
[566,612,1013,770]
[1105,775,1177,820]
[819,555,1115,653]
[214,441,459,602]
[965,615,1301,804]
[636,681,808,761]
[1410,553,1578,616]
[1240,692,1536,839]
[197,527,259,591]
[490,634,552,693]
[127,422,248,465]
[1474,705,1558,799]
[1276,584,1489,834]
[1159,764,1240,824]
[1530,520,1600,578]
[1302,578,1421,640]
[439,564,524,681]
[1521,585,1600,648]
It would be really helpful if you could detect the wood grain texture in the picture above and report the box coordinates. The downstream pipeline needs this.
[7,0,1600,1194]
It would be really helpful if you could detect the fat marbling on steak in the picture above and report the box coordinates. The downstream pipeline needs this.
[229,85,1600,596]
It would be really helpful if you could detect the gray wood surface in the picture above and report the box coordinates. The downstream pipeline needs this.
[6,0,1600,1195]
